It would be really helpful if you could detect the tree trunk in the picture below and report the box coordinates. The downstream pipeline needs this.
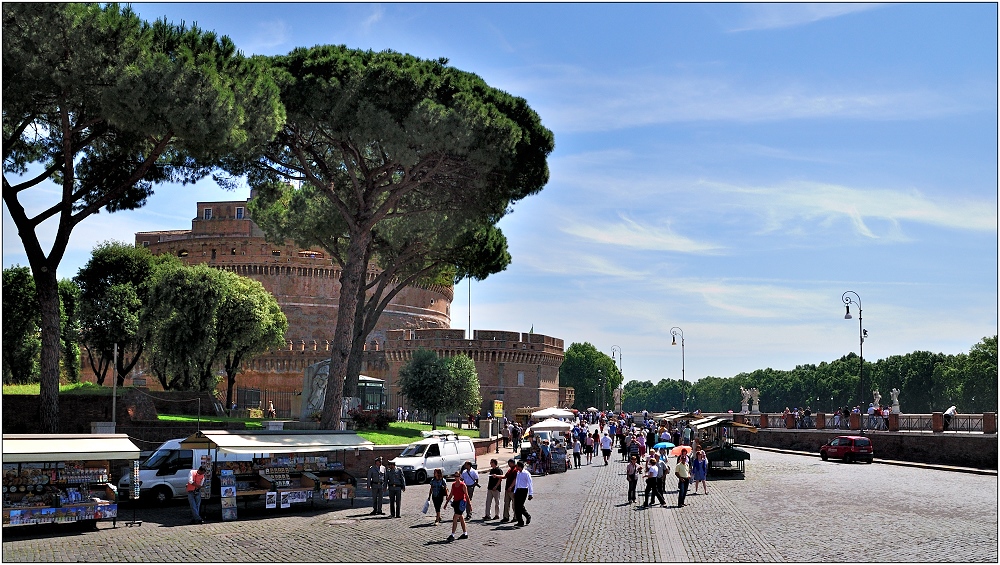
[343,253,372,401]
[430,411,438,430]
[320,230,373,430]
[35,268,61,433]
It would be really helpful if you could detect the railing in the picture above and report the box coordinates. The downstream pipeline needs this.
[235,387,299,419]
[729,412,991,433]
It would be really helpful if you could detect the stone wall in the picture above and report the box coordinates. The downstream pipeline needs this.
[733,428,998,469]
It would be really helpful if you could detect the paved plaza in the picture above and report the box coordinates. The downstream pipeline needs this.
[3,446,997,562]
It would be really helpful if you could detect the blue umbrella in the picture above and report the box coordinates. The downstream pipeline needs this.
[652,441,674,449]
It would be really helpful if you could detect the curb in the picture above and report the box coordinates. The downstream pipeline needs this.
[744,445,998,476]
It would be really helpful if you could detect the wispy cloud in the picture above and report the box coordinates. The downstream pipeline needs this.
[515,68,967,132]
[362,4,385,32]
[562,214,724,254]
[729,4,883,32]
[240,20,290,54]
[702,180,998,237]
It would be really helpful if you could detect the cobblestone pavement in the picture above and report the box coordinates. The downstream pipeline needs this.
[2,447,996,562]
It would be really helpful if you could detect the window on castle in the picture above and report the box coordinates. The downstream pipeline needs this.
[141,241,149,248]
[271,250,281,256]
[235,207,244,219]
[204,208,212,220]
[178,249,189,257]
[517,371,525,386]
[298,251,323,259]
[211,249,217,260]
[231,248,237,255]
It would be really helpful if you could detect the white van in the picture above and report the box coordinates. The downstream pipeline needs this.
[390,432,476,484]
[117,438,252,505]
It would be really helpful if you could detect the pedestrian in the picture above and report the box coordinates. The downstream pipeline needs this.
[655,453,669,498]
[944,405,957,431]
[444,471,469,541]
[384,460,406,518]
[625,455,640,503]
[642,457,666,507]
[502,423,510,449]
[691,450,708,495]
[367,456,386,515]
[600,432,613,466]
[572,436,582,469]
[459,461,479,520]
[266,400,276,418]
[482,459,503,520]
[674,452,691,507]
[427,468,447,524]
[512,460,534,527]
[499,459,517,523]
[186,466,207,523]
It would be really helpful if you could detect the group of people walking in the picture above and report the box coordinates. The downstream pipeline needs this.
[368,457,536,542]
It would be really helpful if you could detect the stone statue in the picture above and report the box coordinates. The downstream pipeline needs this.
[873,389,882,408]
[749,387,761,414]
[740,387,751,414]
[890,388,901,414]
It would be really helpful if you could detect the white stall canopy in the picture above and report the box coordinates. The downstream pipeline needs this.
[180,430,375,455]
[2,434,141,463]
[531,407,575,419]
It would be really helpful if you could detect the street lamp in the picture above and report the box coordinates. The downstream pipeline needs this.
[842,291,867,432]
[611,345,622,413]
[670,327,686,411]
[597,369,604,412]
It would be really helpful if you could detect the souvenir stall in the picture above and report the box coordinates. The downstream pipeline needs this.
[2,434,140,528]
[180,430,373,521]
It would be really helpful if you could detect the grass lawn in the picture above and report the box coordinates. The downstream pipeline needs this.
[2,382,119,395]
[151,417,479,444]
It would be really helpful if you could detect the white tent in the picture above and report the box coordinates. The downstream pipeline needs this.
[528,418,574,432]
[531,407,575,419]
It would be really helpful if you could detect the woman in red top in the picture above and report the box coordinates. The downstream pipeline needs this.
[444,471,468,541]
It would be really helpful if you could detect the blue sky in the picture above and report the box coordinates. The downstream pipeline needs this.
[4,3,997,387]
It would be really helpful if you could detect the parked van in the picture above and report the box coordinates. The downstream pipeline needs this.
[390,432,476,484]
[117,438,252,505]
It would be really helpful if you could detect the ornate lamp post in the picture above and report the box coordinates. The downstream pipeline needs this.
[670,327,686,411]
[611,345,622,413]
[842,291,868,431]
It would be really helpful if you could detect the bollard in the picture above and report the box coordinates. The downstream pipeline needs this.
[985,413,997,435]
[888,413,899,432]
[931,412,944,433]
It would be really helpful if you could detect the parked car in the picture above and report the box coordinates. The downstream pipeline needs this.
[820,435,874,463]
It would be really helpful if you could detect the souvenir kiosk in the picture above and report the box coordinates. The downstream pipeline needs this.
[2,434,140,528]
[180,430,373,521]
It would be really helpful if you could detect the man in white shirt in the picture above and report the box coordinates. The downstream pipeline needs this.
[460,461,479,520]
[512,460,534,527]
[600,433,613,466]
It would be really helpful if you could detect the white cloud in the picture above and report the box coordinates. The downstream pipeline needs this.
[362,5,385,32]
[729,4,883,32]
[562,214,724,254]
[241,20,290,53]
[702,180,998,237]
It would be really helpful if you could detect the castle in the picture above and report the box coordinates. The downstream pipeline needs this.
[134,198,566,416]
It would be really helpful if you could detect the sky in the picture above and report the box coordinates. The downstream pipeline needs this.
[4,2,997,388]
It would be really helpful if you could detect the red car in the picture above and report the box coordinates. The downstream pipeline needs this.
[820,435,873,463]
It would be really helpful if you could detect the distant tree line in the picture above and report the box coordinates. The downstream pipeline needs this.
[622,335,997,415]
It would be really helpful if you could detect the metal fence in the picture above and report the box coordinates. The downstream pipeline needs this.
[235,387,299,419]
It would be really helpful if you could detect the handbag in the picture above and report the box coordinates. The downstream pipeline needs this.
[421,499,430,514]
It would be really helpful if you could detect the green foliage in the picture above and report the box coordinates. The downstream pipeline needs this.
[140,263,287,394]
[3,2,284,432]
[2,266,40,384]
[245,44,553,429]
[398,349,482,429]
[559,342,622,410]
[347,407,397,430]
[57,279,82,383]
[622,337,998,414]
